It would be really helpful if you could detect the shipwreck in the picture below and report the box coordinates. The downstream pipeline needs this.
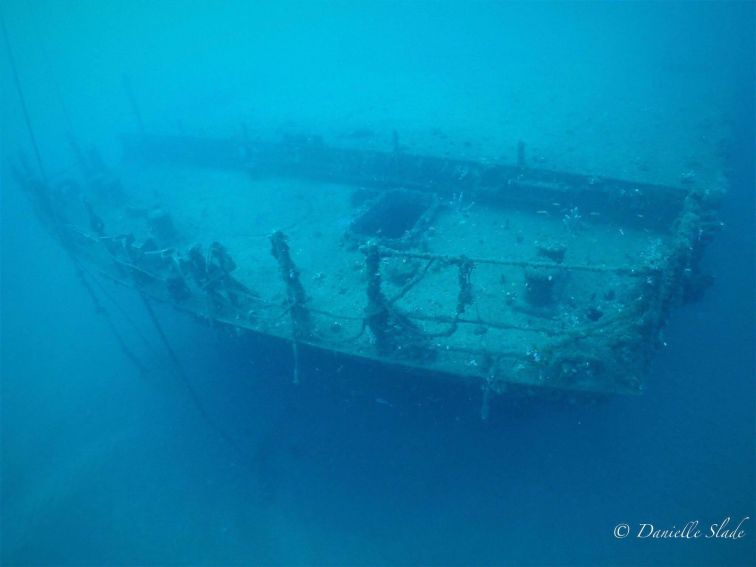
[11,124,725,405]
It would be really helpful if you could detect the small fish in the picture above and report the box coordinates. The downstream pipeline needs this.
[375,397,394,408]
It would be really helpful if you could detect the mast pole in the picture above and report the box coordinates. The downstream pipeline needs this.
[1,11,48,184]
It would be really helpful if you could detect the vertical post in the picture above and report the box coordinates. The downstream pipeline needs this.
[364,244,391,352]
[270,230,310,339]
[456,257,475,315]
[362,246,427,359]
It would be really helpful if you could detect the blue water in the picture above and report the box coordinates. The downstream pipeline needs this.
[2,2,754,565]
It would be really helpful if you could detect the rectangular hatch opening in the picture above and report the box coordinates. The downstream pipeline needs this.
[350,189,433,240]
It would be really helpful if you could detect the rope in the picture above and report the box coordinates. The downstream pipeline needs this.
[388,258,435,305]
[87,268,161,355]
[136,288,247,458]
[76,269,150,377]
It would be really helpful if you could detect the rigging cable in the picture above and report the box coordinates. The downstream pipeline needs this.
[84,263,163,355]
[77,272,151,377]
[1,10,47,183]
[136,289,248,458]
[4,11,255,465]
[2,10,150,377]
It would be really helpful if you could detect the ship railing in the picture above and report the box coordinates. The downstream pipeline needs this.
[68,221,656,374]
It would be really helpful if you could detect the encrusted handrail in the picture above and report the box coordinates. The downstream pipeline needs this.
[372,246,657,276]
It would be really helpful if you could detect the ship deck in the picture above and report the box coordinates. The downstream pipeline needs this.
[30,133,722,397]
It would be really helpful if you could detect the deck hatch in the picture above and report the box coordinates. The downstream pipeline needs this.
[349,189,433,240]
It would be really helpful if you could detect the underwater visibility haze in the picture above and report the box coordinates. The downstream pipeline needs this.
[1,1,755,565]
